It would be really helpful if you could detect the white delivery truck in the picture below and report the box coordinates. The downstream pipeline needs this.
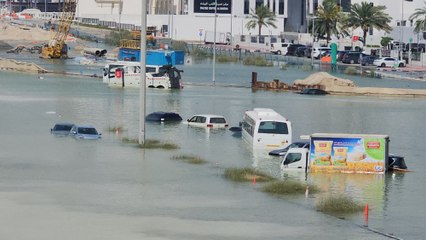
[280,133,407,174]
[204,31,231,45]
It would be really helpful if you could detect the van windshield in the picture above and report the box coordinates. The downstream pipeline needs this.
[258,121,288,134]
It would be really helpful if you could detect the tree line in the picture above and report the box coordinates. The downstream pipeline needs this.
[245,0,426,48]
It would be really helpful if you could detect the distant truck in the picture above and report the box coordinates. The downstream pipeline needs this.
[204,31,231,45]
[280,133,396,174]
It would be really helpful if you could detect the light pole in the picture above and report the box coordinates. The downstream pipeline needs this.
[212,0,217,86]
[400,0,404,60]
[139,0,147,145]
[311,18,314,66]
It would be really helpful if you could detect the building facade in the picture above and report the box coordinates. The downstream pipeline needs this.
[74,0,425,44]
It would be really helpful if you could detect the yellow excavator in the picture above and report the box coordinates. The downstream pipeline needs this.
[41,0,78,59]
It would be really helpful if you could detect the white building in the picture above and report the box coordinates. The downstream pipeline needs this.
[75,0,426,44]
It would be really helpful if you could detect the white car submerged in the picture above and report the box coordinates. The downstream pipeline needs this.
[187,114,228,128]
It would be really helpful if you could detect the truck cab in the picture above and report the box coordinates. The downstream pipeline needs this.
[280,148,309,171]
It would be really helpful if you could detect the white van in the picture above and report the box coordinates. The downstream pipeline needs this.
[311,47,331,59]
[241,108,292,149]
[270,42,291,55]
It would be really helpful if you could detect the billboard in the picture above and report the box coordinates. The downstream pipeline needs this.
[310,135,389,174]
[194,0,232,14]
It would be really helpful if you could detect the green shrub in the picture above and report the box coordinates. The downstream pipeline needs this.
[105,30,133,47]
[190,48,211,58]
[261,180,319,195]
[344,66,358,75]
[224,168,275,182]
[171,41,189,53]
[217,55,239,63]
[171,155,207,164]
[243,56,273,66]
[300,64,312,72]
[316,194,364,214]
[121,137,139,144]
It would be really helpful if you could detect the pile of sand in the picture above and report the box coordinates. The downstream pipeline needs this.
[0,21,49,42]
[294,71,426,97]
[293,72,356,91]
[0,57,47,73]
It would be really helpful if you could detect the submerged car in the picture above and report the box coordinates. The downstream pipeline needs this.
[70,125,101,139]
[297,88,329,95]
[187,114,228,128]
[51,123,74,136]
[269,141,310,156]
[145,111,183,122]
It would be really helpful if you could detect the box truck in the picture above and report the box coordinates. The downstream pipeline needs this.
[279,133,407,174]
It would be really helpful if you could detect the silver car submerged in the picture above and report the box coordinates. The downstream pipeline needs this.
[70,125,102,140]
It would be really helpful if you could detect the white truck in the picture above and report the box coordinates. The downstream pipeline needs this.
[279,133,406,174]
[204,31,231,45]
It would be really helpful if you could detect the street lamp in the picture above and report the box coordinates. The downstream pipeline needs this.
[139,0,147,145]
[212,0,217,86]
[310,16,316,68]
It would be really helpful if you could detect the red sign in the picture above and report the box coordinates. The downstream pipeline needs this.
[367,141,381,149]
[353,36,359,41]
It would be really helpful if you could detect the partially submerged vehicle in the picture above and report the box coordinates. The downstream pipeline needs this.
[51,123,74,136]
[280,134,408,173]
[103,61,183,89]
[241,108,292,149]
[146,111,183,122]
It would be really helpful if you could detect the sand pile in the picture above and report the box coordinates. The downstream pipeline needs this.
[0,58,47,73]
[0,21,49,42]
[293,72,355,91]
[294,71,426,97]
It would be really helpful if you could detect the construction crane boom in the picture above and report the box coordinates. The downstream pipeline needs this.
[41,0,78,59]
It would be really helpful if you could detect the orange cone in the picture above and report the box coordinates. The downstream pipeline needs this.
[364,204,369,227]
[253,176,256,185]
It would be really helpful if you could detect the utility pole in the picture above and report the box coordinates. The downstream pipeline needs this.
[139,0,147,145]
[212,0,217,86]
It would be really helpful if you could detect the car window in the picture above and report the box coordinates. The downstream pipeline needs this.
[210,117,226,124]
[283,153,302,165]
[198,116,206,123]
[54,125,72,131]
[78,127,98,135]
[189,116,197,122]
[258,121,288,134]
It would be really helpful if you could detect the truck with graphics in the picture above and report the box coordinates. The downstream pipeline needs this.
[280,133,407,174]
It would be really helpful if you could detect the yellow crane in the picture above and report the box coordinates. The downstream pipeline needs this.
[41,0,78,59]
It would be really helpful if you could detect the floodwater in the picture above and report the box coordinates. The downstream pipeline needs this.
[1,56,426,239]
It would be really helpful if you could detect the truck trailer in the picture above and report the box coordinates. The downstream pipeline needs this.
[280,133,396,174]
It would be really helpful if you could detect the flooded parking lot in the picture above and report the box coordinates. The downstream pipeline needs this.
[0,60,426,239]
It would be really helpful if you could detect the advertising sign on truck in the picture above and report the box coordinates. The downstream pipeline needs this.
[309,133,389,174]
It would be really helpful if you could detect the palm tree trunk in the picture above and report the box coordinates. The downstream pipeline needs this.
[258,26,262,37]
[363,30,367,49]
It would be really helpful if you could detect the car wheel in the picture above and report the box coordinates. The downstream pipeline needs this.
[350,60,355,64]
[399,63,404,67]
[381,63,386,67]
[277,50,281,55]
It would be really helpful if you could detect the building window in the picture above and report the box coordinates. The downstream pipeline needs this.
[244,0,249,14]
[273,0,276,13]
[279,0,284,15]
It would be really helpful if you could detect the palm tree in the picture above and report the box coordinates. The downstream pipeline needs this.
[344,2,392,47]
[409,2,426,33]
[245,5,277,37]
[313,0,346,45]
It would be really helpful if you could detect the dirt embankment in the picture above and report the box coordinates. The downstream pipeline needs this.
[294,72,426,97]
[0,21,49,43]
[0,58,47,73]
